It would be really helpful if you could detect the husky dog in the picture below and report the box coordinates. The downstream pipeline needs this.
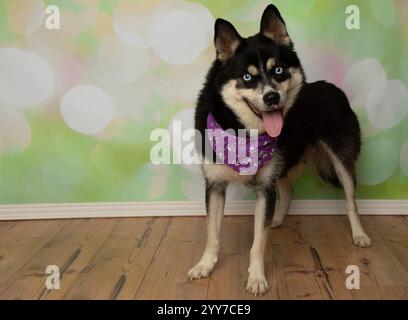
[189,4,371,295]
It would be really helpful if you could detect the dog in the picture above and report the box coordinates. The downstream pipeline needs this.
[188,4,371,295]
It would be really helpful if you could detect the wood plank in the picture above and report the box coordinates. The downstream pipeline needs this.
[269,216,328,300]
[378,286,408,299]
[61,217,170,300]
[113,217,172,300]
[208,216,354,300]
[0,218,118,299]
[363,216,408,288]
[318,215,408,299]
[0,216,407,300]
[0,221,16,234]
[0,220,64,290]
[278,216,353,299]
[207,216,249,300]
[347,216,408,286]
[318,215,382,299]
[134,217,209,300]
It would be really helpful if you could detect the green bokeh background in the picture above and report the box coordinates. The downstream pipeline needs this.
[0,0,408,204]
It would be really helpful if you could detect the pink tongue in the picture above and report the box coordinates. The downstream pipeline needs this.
[262,111,283,138]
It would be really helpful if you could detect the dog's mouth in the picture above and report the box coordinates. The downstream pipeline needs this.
[244,98,284,138]
[244,98,262,117]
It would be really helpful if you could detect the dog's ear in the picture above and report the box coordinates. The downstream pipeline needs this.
[260,4,291,46]
[214,19,242,62]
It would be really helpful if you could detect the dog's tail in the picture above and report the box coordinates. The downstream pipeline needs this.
[308,143,342,187]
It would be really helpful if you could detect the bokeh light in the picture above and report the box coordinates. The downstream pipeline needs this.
[113,0,159,46]
[97,35,150,84]
[343,59,386,109]
[357,138,398,185]
[1,0,408,203]
[0,108,31,155]
[148,0,213,65]
[0,48,54,109]
[60,85,114,135]
[366,79,408,130]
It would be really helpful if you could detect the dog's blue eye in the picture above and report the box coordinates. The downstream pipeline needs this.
[275,67,284,75]
[243,73,252,82]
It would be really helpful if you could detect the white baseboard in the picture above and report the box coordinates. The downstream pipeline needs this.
[0,200,407,220]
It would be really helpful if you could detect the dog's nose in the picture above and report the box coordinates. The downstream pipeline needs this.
[263,92,280,107]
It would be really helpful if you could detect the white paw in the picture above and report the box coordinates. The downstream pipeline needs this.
[187,263,213,280]
[246,276,269,296]
[353,234,372,247]
[271,218,283,228]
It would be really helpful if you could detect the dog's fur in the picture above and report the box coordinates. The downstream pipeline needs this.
[188,4,371,295]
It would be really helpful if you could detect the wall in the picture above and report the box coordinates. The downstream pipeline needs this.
[0,0,408,206]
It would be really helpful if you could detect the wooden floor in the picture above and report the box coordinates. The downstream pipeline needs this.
[0,215,408,300]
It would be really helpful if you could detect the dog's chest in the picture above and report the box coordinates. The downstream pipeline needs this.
[202,152,283,188]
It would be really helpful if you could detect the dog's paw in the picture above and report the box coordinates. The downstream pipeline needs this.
[271,218,283,228]
[353,234,371,247]
[246,276,269,296]
[187,263,213,280]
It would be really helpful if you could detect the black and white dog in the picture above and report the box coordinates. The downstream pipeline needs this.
[189,4,371,295]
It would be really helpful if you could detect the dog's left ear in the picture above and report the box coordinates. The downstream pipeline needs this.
[260,4,291,46]
[214,19,242,62]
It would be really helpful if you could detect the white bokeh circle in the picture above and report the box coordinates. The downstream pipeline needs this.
[60,85,114,135]
[151,0,214,46]
[0,48,54,108]
[343,59,386,109]
[0,108,31,155]
[97,36,150,84]
[366,80,408,130]
[357,138,398,185]
[148,1,214,65]
[113,1,158,46]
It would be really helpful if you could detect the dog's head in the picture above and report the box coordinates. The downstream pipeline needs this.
[214,4,304,137]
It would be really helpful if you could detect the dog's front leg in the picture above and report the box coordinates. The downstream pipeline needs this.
[188,180,227,280]
[247,186,275,295]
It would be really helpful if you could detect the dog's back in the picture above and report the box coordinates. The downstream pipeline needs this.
[278,81,361,186]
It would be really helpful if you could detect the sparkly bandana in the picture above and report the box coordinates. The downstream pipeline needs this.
[206,112,278,175]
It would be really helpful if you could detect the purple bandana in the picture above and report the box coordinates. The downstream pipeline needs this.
[206,112,278,175]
